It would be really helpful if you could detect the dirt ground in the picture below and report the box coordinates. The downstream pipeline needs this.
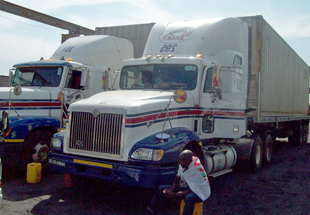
[0,138,310,215]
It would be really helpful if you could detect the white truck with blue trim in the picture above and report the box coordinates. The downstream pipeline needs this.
[49,16,309,188]
[0,35,133,176]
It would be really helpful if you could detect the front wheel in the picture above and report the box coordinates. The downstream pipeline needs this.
[20,130,53,173]
[249,135,263,172]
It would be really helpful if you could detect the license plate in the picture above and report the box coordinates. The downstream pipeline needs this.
[48,158,66,167]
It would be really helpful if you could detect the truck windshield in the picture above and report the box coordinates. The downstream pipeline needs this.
[120,64,198,90]
[12,67,63,87]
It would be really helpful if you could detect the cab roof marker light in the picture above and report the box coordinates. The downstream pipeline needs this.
[156,55,162,58]
[167,54,173,58]
[196,54,204,58]
[145,55,152,62]
[66,58,73,61]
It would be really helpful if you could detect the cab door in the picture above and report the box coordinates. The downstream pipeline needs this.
[198,66,247,139]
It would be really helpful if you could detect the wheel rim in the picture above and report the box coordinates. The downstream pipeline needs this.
[32,142,49,162]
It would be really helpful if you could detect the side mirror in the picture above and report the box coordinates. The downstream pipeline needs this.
[9,70,14,87]
[13,85,22,96]
[2,111,10,135]
[80,68,88,87]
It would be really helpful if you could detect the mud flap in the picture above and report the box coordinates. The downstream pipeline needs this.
[231,138,254,171]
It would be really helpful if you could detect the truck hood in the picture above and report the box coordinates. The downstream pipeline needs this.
[71,90,194,114]
[0,87,60,109]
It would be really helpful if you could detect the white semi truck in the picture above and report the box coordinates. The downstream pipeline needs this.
[49,16,309,188]
[0,35,134,175]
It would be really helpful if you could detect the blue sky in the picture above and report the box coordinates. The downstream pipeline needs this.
[1,0,310,76]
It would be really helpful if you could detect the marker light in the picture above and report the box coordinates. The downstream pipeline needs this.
[66,58,73,61]
[167,54,173,58]
[196,54,204,58]
[4,128,11,137]
[58,91,64,102]
[146,55,153,62]
[156,55,162,58]
[233,124,239,133]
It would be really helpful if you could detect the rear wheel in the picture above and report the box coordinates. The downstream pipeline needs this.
[249,135,263,172]
[261,134,273,166]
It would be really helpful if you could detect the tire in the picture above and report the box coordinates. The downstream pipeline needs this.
[249,135,263,172]
[261,134,273,166]
[20,130,53,173]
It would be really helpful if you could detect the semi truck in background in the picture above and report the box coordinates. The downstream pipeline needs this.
[48,15,310,189]
[0,35,134,176]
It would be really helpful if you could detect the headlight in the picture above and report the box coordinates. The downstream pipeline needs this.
[131,148,164,161]
[51,137,62,149]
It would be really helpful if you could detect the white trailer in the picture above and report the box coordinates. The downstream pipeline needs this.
[49,16,309,188]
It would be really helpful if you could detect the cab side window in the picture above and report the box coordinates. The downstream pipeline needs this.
[65,70,82,89]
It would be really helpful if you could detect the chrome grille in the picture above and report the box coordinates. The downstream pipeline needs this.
[69,111,123,156]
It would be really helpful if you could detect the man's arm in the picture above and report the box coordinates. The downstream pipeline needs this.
[176,189,192,198]
[170,175,181,192]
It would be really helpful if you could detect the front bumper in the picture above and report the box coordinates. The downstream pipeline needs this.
[49,151,177,189]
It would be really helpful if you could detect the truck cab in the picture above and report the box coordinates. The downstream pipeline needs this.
[49,18,248,188]
[0,35,133,176]
[49,17,309,188]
